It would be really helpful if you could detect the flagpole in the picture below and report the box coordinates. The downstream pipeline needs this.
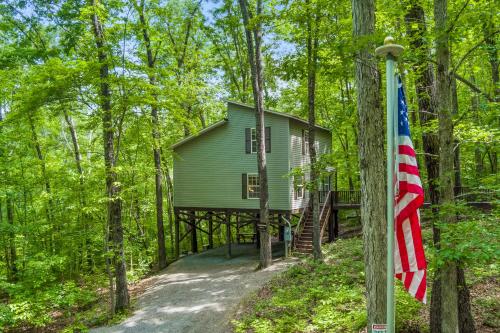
[375,36,404,333]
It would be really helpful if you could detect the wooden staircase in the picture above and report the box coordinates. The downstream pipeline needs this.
[294,191,333,254]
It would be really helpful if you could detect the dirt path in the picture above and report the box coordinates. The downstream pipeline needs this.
[92,243,296,333]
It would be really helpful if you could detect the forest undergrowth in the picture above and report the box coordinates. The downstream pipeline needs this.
[232,211,499,333]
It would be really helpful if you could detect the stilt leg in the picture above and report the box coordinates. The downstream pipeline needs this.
[175,212,180,259]
[226,211,231,258]
[208,212,213,249]
[190,211,198,253]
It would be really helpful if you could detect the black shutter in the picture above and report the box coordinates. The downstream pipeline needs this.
[242,173,247,199]
[245,128,251,153]
[265,127,271,153]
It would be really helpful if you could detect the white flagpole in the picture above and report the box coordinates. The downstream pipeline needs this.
[375,36,404,333]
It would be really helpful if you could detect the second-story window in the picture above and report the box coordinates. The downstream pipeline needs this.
[251,128,257,153]
[245,127,271,154]
[302,130,309,155]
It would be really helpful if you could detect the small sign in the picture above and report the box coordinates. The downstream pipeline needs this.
[372,324,387,333]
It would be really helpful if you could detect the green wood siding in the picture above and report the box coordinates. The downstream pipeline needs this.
[289,119,332,210]
[173,103,291,210]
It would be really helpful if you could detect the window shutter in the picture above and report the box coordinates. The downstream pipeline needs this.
[242,173,247,199]
[301,129,305,155]
[265,127,271,153]
[245,128,251,154]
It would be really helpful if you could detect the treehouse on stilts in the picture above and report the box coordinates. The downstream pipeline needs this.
[171,101,336,257]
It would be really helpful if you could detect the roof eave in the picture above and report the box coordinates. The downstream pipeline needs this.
[171,119,228,150]
[226,100,331,133]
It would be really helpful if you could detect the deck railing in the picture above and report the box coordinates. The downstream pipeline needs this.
[331,187,497,206]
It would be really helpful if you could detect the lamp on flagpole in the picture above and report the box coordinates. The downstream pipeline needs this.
[375,36,404,333]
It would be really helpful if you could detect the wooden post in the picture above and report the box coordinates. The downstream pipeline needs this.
[333,210,339,238]
[226,210,231,258]
[278,213,284,241]
[328,192,334,242]
[175,212,180,259]
[236,212,240,244]
[255,213,260,249]
[190,211,198,253]
[208,211,214,249]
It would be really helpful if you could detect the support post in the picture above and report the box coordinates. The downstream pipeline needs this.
[375,36,404,333]
[236,212,240,244]
[328,192,335,242]
[190,211,198,253]
[278,214,284,241]
[255,213,260,249]
[333,210,339,239]
[208,212,214,249]
[175,211,180,259]
[226,211,232,258]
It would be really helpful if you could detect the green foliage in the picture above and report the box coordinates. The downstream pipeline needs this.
[233,237,430,332]
[434,210,500,268]
[0,275,98,330]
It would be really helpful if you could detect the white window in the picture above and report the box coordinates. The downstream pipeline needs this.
[251,128,257,153]
[247,174,260,199]
[294,175,305,199]
[303,131,309,155]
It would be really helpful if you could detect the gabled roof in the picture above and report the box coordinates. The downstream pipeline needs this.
[171,119,228,149]
[171,101,331,150]
[227,101,331,133]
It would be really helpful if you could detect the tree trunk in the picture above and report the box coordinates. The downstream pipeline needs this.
[62,108,93,270]
[306,0,321,261]
[238,0,272,268]
[434,0,459,331]
[161,151,175,258]
[90,0,129,312]
[28,114,54,236]
[135,0,167,270]
[483,15,499,100]
[352,0,387,330]
[6,195,17,282]
[404,7,443,330]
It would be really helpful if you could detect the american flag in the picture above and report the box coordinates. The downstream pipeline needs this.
[393,76,427,303]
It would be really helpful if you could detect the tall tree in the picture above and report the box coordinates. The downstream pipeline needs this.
[306,0,322,261]
[434,0,459,330]
[351,0,386,330]
[134,0,167,270]
[238,0,272,268]
[89,0,129,312]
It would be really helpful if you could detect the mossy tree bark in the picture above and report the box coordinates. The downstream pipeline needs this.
[90,0,129,313]
[352,0,386,330]
[134,0,167,270]
[306,0,322,261]
[434,0,459,331]
[238,0,272,268]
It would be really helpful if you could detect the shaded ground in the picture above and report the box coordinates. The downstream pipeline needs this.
[92,242,295,333]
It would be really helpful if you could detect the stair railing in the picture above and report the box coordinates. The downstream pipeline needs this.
[319,191,332,240]
[293,197,309,248]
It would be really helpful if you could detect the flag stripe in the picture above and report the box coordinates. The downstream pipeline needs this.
[394,76,427,304]
[399,145,416,157]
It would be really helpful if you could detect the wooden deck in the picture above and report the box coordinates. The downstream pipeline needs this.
[329,187,497,210]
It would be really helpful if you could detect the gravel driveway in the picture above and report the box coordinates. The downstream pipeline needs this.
[92,243,295,333]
